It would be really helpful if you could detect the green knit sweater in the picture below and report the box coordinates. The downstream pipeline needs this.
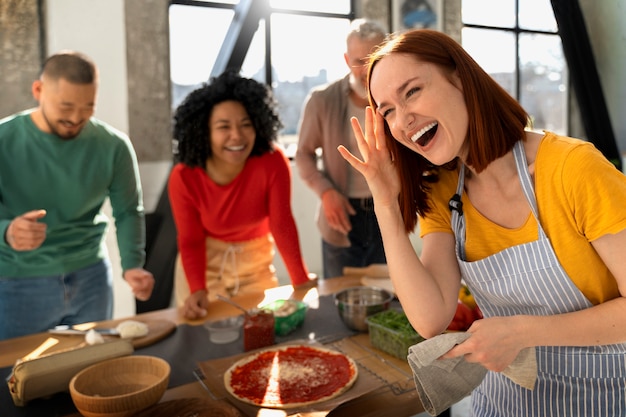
[0,111,146,277]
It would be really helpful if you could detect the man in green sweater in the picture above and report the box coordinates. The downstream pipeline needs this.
[0,51,154,340]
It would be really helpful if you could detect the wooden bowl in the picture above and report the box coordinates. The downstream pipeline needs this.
[69,355,170,417]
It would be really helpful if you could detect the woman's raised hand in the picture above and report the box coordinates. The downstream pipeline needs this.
[337,106,400,208]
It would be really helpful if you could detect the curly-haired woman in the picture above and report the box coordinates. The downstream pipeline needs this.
[169,71,315,320]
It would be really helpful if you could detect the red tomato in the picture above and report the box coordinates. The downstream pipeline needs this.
[473,305,483,320]
[447,300,475,331]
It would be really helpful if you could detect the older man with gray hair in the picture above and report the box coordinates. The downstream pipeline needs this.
[296,19,388,279]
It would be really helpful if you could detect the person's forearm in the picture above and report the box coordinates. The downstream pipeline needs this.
[295,147,334,197]
[272,215,310,286]
[115,212,146,271]
[519,297,626,348]
[374,203,459,337]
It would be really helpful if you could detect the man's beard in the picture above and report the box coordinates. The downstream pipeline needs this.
[41,109,82,140]
[349,73,368,100]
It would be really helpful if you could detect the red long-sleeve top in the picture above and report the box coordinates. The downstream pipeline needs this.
[168,146,310,294]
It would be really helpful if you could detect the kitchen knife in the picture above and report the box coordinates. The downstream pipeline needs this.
[48,325,120,336]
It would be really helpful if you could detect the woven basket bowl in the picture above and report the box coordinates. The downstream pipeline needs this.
[69,355,170,417]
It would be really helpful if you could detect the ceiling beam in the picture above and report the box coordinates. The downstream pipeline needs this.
[210,0,268,78]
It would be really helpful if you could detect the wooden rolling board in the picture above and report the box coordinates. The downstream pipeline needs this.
[125,319,176,348]
[82,319,177,349]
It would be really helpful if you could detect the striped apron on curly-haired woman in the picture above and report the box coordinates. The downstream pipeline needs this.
[450,140,626,416]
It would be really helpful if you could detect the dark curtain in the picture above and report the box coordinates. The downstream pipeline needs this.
[550,0,622,171]
[136,175,178,313]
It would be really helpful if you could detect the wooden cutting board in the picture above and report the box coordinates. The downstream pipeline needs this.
[131,398,243,417]
[1,320,177,368]
[123,319,177,348]
[342,264,389,278]
[46,319,177,351]
[360,276,395,295]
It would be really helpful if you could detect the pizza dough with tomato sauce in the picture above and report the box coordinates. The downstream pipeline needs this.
[224,344,358,409]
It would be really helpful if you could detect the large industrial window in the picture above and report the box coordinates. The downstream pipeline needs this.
[169,0,353,156]
[461,0,568,134]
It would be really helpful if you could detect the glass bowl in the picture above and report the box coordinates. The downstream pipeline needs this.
[204,315,244,344]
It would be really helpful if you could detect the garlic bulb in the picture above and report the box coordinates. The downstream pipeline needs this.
[85,329,105,345]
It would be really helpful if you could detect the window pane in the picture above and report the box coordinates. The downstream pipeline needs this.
[519,33,567,133]
[462,27,517,97]
[462,0,515,28]
[270,14,348,82]
[240,20,266,83]
[270,0,350,14]
[169,5,351,153]
[169,5,234,108]
[269,14,350,149]
[519,0,557,32]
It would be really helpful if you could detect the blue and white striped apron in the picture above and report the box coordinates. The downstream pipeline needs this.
[450,141,626,416]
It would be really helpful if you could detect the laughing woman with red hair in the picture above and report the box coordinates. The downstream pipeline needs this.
[340,29,626,416]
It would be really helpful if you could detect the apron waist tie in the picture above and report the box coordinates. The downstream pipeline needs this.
[218,245,243,296]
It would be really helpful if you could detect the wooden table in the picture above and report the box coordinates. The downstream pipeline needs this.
[1,275,426,417]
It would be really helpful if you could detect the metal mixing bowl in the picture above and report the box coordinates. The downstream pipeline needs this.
[334,286,394,332]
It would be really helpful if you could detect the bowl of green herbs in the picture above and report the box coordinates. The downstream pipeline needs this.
[366,309,424,359]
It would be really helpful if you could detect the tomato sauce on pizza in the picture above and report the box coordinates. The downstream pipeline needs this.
[224,345,358,408]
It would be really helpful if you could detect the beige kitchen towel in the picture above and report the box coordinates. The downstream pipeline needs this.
[407,332,537,416]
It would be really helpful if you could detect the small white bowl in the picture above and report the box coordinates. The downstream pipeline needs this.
[205,315,244,344]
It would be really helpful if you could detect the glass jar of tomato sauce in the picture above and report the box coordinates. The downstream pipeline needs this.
[243,309,275,351]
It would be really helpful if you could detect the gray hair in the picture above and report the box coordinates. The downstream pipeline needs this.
[347,18,387,43]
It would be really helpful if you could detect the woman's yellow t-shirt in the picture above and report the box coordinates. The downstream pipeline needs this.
[420,132,626,305]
